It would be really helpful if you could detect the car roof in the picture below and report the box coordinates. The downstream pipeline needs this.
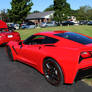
[34,31,92,45]
[35,30,68,36]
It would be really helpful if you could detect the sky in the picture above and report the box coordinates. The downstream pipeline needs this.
[0,0,92,12]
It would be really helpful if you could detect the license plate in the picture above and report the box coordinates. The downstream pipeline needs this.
[8,35,13,38]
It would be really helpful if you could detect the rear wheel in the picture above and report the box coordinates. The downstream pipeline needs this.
[43,58,64,86]
[6,46,14,61]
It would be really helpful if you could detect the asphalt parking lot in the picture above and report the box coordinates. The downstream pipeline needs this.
[0,47,92,92]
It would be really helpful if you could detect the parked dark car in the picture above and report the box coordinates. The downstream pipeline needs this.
[79,20,88,25]
[62,21,75,26]
[8,24,16,30]
[87,21,92,25]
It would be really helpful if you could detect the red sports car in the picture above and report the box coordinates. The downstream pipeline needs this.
[0,29,21,45]
[6,31,92,86]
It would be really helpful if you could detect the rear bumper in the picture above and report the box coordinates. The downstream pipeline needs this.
[0,40,4,45]
[79,58,92,69]
[0,36,20,45]
[64,58,92,84]
[75,58,92,81]
[75,67,92,81]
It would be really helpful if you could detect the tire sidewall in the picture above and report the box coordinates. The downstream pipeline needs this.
[43,58,64,86]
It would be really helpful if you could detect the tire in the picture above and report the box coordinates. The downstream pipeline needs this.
[6,46,14,61]
[0,43,7,47]
[43,58,64,86]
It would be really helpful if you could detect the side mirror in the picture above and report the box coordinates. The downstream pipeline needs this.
[19,41,24,48]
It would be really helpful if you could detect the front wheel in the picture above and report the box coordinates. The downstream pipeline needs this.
[43,58,64,86]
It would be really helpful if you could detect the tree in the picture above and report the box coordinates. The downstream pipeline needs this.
[75,6,92,20]
[54,0,71,23]
[0,9,8,22]
[44,5,54,12]
[8,0,33,24]
[87,9,92,20]
[32,10,40,13]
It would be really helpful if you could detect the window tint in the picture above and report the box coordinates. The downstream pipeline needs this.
[29,35,45,45]
[42,36,58,44]
[23,35,34,44]
[55,32,92,45]
[23,35,58,45]
[0,28,8,32]
[27,22,35,25]
[47,22,53,24]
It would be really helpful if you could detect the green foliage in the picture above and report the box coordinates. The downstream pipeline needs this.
[8,0,33,24]
[74,6,92,21]
[32,10,40,13]
[54,0,71,22]
[0,9,8,22]
[44,5,54,12]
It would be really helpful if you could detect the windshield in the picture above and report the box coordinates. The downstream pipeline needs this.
[55,32,92,45]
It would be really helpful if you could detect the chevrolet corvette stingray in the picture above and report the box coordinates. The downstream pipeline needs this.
[0,29,20,45]
[6,31,92,86]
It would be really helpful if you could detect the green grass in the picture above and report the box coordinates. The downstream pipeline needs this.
[17,25,92,86]
[17,25,92,40]
[82,79,92,86]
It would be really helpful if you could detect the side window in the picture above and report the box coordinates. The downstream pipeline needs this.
[42,37,58,44]
[30,35,45,45]
[23,35,58,45]
[30,36,58,45]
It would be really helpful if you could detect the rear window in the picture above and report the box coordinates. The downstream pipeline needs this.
[0,28,8,32]
[55,32,92,45]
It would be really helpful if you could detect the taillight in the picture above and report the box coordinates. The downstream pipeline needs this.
[79,51,92,63]
[80,51,92,58]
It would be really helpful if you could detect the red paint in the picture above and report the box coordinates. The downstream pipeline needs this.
[0,20,8,29]
[7,31,92,84]
[0,31,21,45]
[0,20,20,45]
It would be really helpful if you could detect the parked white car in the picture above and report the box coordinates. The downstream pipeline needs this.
[14,24,20,30]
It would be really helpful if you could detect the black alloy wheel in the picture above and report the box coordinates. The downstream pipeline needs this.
[43,58,63,86]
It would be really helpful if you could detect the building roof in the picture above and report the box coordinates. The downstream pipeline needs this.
[26,11,54,20]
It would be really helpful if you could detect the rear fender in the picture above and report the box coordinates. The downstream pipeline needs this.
[40,47,80,84]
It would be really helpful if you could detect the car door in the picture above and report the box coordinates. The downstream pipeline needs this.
[17,35,58,66]
[18,44,44,66]
[17,35,46,66]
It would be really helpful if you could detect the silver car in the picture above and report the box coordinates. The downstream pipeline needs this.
[40,21,57,28]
